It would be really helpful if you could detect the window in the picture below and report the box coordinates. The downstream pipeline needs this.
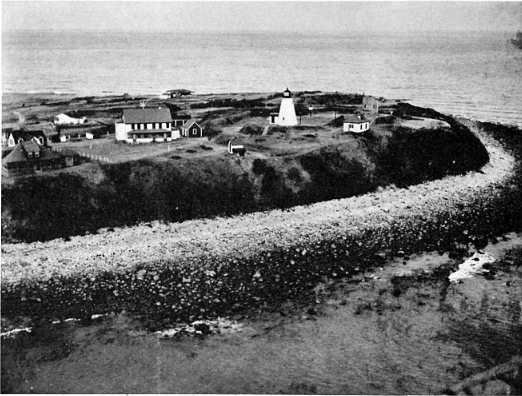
[192,129,197,135]
[349,124,353,129]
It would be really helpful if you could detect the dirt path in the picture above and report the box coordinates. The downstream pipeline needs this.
[1,119,516,284]
[13,110,25,129]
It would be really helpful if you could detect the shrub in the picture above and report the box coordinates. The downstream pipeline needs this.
[374,126,489,187]
[268,125,288,134]
[299,147,375,203]
[326,116,345,127]
[239,123,264,136]
[249,108,273,118]
[202,125,222,140]
[287,167,303,182]
[252,158,268,175]
[374,115,397,124]
[309,93,363,106]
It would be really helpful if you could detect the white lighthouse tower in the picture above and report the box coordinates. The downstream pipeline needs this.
[269,88,298,126]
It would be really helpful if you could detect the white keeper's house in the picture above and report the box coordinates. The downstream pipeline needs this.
[115,108,180,143]
[343,115,370,133]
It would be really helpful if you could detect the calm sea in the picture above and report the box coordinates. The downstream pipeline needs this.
[3,30,522,126]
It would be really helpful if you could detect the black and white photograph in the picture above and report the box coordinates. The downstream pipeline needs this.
[2,1,522,394]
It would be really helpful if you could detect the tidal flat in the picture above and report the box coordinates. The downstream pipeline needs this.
[2,235,521,394]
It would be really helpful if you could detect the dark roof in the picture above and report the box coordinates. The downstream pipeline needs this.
[38,148,61,160]
[2,144,27,164]
[23,141,41,153]
[344,116,367,124]
[165,89,192,94]
[9,130,47,142]
[59,149,80,157]
[2,143,60,164]
[123,108,172,124]
[182,120,201,129]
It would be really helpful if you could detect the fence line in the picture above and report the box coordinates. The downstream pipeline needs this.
[55,148,113,163]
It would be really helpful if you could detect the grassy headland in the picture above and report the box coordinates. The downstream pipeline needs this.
[2,93,488,243]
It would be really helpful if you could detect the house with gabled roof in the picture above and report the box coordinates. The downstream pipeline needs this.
[115,107,180,144]
[2,141,65,177]
[180,119,203,138]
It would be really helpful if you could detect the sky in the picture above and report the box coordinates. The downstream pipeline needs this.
[2,1,522,33]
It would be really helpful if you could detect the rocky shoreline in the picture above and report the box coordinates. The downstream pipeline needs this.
[1,119,515,279]
[1,118,520,324]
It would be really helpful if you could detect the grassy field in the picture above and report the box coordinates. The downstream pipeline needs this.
[3,91,378,167]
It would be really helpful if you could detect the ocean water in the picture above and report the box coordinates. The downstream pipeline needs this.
[3,30,522,126]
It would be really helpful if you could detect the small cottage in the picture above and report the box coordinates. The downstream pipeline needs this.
[115,108,178,144]
[181,120,203,138]
[343,115,370,133]
[2,142,62,176]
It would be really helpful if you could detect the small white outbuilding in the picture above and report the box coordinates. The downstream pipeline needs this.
[343,115,370,133]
